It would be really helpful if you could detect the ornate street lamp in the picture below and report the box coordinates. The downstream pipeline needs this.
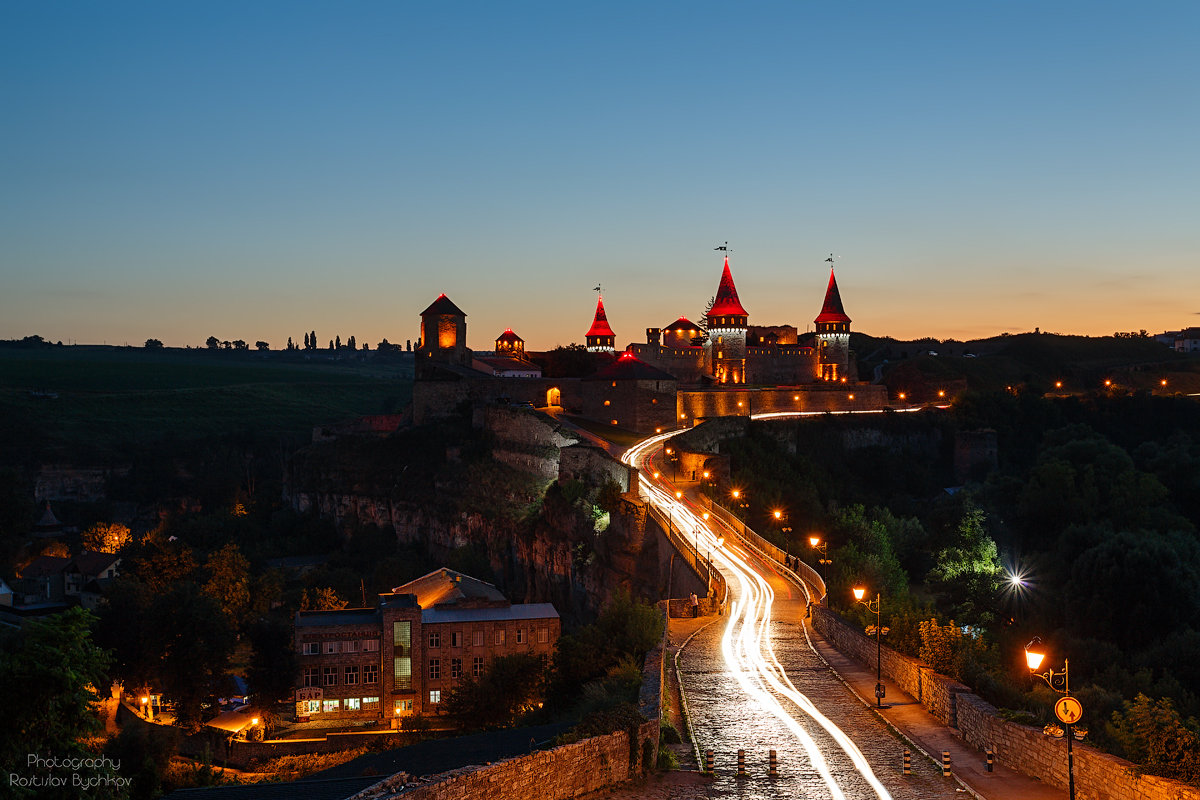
[853,587,888,707]
[809,536,831,588]
[1024,637,1081,800]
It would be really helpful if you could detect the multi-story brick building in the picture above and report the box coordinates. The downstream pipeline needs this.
[294,569,560,723]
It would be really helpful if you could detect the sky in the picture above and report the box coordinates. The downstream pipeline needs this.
[2,1,1198,350]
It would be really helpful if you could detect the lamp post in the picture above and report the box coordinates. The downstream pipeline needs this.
[853,587,887,707]
[707,537,724,593]
[1024,637,1079,800]
[809,536,831,588]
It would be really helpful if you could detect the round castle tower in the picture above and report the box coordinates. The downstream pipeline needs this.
[814,265,851,381]
[585,293,616,353]
[705,254,749,384]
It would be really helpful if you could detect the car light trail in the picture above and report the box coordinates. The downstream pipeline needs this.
[624,417,893,799]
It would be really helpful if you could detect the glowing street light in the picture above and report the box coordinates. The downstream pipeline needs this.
[1055,381,1063,389]
[809,536,831,588]
[852,587,887,707]
[1024,637,1079,800]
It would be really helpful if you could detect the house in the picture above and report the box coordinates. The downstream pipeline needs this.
[1175,327,1200,353]
[293,569,559,723]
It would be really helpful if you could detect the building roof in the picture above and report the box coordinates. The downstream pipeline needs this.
[586,295,616,338]
[662,317,700,333]
[34,501,62,530]
[295,608,382,628]
[393,568,507,609]
[67,551,120,575]
[18,555,69,579]
[420,293,467,317]
[814,268,851,324]
[495,329,523,343]
[708,255,749,318]
[584,351,678,382]
[422,602,560,625]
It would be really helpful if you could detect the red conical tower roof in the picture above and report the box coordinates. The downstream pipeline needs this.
[708,255,749,317]
[814,267,851,324]
[586,294,616,338]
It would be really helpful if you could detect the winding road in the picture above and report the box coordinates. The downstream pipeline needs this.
[622,427,962,800]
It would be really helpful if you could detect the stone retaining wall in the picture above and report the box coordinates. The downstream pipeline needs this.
[812,607,1200,800]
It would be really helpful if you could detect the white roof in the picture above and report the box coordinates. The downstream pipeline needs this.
[421,603,559,625]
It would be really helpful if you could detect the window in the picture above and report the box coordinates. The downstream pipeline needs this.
[393,621,412,690]
[472,657,484,677]
[323,666,338,686]
[429,659,440,680]
[302,642,319,656]
[344,640,359,654]
[538,628,548,644]
[394,699,412,715]
[603,400,610,406]
[451,658,462,679]
[344,665,359,685]
[495,629,506,646]
[363,639,379,652]
[363,697,380,711]
[303,700,320,714]
[451,631,462,648]
[429,690,441,704]
[346,697,361,710]
[429,631,441,648]
[472,630,484,647]
[322,699,340,713]
[363,663,379,684]
[516,629,525,644]
[324,641,340,654]
[302,667,319,687]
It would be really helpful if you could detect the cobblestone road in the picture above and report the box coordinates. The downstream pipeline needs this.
[678,556,966,800]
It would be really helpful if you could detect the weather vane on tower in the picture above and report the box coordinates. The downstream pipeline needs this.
[714,242,732,254]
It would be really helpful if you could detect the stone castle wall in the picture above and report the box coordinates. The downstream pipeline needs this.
[677,383,890,423]
[812,607,1200,800]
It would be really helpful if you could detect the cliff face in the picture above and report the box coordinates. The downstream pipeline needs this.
[285,409,658,622]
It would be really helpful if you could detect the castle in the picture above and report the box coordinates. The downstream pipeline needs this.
[412,253,888,432]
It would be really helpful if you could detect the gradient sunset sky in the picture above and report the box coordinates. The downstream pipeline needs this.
[3,2,1198,351]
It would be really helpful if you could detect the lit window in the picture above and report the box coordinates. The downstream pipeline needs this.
[322,699,340,713]
[393,621,412,689]
[604,400,610,406]
[430,690,441,704]
[303,700,320,714]
[346,697,361,710]
[611,419,618,425]
[393,657,411,689]
[538,628,548,644]
[363,697,380,710]
[302,642,319,656]
[394,699,412,715]
[495,629,506,646]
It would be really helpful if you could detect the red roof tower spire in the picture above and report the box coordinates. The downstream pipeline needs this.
[814,263,851,324]
[814,255,851,382]
[586,290,616,352]
[708,255,750,318]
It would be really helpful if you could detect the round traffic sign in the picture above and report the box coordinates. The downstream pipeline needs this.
[1055,696,1083,725]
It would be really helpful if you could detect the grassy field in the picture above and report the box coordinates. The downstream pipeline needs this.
[0,346,413,464]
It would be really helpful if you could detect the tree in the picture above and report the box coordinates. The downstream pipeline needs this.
[303,332,309,349]
[154,582,236,729]
[205,336,219,350]
[232,339,248,350]
[328,339,334,350]
[287,336,295,351]
[202,543,251,629]
[925,505,1001,626]
[144,338,163,349]
[246,618,299,717]
[82,521,131,553]
[310,331,316,350]
[301,586,349,610]
[0,608,112,772]
[442,653,546,730]
[255,340,269,351]
[335,335,341,349]
[124,533,198,594]
[347,335,356,350]
[1108,694,1200,783]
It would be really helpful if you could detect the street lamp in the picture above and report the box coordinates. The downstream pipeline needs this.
[707,537,724,593]
[852,587,888,707]
[809,536,831,587]
[1024,637,1080,800]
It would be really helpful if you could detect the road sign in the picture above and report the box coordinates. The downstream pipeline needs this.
[1055,696,1083,725]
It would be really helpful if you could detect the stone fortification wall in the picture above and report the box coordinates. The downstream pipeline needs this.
[559,444,636,494]
[812,607,1200,800]
[484,406,579,483]
[677,383,889,423]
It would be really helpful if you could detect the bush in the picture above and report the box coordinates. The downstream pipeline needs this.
[659,721,682,744]
[657,746,680,770]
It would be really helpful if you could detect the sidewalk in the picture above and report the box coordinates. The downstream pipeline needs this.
[803,616,1066,800]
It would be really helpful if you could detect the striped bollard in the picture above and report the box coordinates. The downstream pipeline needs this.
[737,749,747,779]
[942,750,951,777]
[986,748,994,772]
[769,749,777,778]
[902,749,911,775]
[705,749,714,774]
